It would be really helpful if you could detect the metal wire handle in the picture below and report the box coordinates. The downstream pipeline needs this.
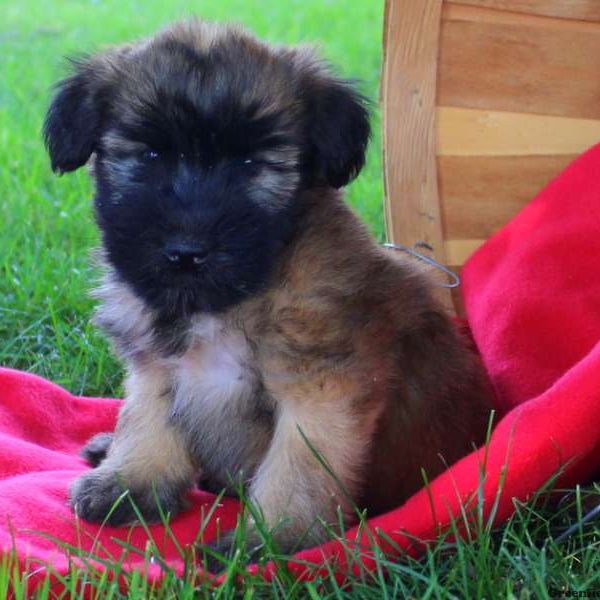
[383,241,461,289]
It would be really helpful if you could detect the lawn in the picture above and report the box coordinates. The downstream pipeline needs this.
[1,0,384,397]
[1,0,598,597]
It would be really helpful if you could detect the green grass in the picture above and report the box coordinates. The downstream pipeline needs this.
[0,0,384,396]
[1,481,599,598]
[1,0,599,597]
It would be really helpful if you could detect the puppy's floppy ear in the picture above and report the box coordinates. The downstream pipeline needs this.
[43,59,103,174]
[294,52,371,189]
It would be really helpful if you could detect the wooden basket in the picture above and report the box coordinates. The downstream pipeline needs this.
[382,0,600,311]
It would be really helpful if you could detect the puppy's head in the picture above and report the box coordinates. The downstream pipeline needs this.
[44,20,370,316]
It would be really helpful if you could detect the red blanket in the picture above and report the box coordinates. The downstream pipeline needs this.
[2,144,600,588]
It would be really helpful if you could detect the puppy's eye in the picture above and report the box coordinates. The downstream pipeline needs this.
[240,158,261,169]
[142,149,160,161]
[233,157,261,170]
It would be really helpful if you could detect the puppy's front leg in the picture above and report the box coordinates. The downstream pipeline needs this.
[71,367,196,526]
[208,397,376,568]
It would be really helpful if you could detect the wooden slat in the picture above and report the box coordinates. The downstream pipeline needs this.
[438,7,600,119]
[445,0,600,22]
[445,239,486,266]
[444,3,600,31]
[382,0,453,309]
[438,155,576,239]
[437,107,600,156]
[383,0,444,255]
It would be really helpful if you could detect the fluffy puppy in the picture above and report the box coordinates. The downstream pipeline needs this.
[43,19,492,566]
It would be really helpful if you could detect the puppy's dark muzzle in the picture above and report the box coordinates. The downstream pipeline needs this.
[163,240,211,269]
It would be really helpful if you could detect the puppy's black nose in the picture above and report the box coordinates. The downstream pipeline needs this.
[163,240,210,268]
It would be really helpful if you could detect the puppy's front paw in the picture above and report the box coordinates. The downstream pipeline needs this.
[70,468,136,525]
[70,468,186,526]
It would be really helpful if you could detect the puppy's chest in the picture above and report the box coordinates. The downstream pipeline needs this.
[170,317,258,417]
[167,316,275,482]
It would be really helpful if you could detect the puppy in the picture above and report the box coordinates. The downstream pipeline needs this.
[43,19,492,565]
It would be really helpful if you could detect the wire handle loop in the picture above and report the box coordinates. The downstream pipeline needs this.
[383,241,461,289]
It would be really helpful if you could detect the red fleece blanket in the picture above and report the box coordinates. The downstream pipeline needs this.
[2,144,600,589]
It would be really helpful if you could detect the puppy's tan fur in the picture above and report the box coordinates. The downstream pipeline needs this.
[79,187,491,559]
[44,20,493,567]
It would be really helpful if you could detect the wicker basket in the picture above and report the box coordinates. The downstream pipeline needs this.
[382,0,600,311]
